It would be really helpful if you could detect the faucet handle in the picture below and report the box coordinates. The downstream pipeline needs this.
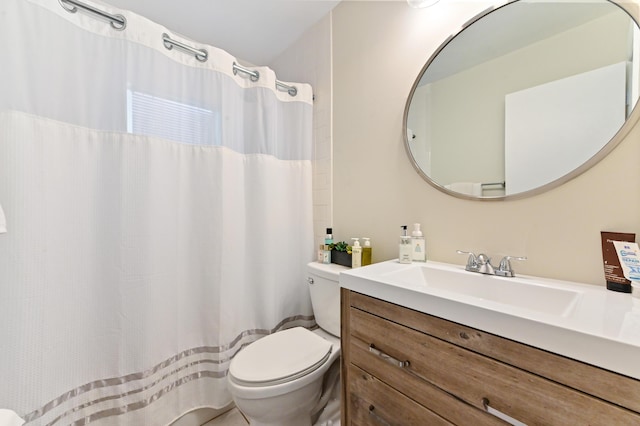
[496,256,527,277]
[456,250,478,272]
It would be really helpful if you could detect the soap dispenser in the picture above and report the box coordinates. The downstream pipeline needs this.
[362,238,372,266]
[411,223,426,262]
[351,238,362,268]
[399,226,412,264]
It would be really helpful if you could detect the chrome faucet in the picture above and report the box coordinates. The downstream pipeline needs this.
[457,250,526,277]
[476,253,495,275]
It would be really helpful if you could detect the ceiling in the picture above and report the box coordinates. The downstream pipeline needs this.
[99,0,341,66]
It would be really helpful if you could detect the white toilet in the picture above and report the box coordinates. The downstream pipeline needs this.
[227,261,347,426]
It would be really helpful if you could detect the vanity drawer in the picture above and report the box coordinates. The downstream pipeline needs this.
[349,333,506,425]
[349,364,453,426]
[350,290,640,414]
[350,306,640,425]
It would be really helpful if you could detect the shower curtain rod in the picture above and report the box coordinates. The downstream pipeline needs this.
[233,62,298,96]
[58,0,298,96]
[276,81,298,97]
[233,63,298,97]
[162,33,209,62]
[59,0,126,30]
[233,62,260,82]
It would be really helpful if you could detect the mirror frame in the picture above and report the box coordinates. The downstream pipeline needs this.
[403,0,640,201]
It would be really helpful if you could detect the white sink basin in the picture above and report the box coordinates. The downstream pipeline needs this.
[339,260,640,380]
[383,264,581,317]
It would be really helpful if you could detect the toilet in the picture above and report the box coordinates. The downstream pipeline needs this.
[227,261,347,426]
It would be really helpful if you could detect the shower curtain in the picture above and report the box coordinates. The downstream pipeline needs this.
[0,0,315,424]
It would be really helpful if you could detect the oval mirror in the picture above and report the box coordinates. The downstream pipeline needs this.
[404,0,640,200]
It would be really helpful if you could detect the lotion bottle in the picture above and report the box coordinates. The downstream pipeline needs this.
[411,223,426,262]
[351,238,362,268]
[399,226,412,264]
[362,238,372,266]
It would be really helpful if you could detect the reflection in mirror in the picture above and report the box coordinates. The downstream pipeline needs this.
[405,0,640,199]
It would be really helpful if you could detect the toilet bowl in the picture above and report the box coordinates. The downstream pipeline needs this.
[226,262,347,426]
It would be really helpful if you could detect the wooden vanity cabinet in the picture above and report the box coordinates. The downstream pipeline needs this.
[340,289,640,425]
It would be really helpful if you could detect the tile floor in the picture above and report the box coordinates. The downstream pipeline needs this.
[203,408,248,426]
[202,405,342,426]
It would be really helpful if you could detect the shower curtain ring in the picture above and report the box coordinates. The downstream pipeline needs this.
[110,15,126,30]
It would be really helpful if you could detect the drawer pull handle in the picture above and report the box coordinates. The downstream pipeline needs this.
[369,405,392,426]
[482,398,527,426]
[369,344,410,368]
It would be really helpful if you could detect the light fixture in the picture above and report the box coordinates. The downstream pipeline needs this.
[407,0,440,8]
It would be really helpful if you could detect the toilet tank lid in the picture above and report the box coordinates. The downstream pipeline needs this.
[229,327,332,385]
[307,261,349,281]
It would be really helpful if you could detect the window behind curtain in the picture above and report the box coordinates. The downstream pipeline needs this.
[127,90,220,146]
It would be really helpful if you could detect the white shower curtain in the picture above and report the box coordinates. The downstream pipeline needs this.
[0,0,315,424]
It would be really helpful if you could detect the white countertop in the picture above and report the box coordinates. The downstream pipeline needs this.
[339,260,640,380]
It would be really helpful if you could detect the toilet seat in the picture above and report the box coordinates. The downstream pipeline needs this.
[228,327,333,387]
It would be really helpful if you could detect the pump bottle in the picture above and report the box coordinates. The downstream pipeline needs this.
[351,238,362,268]
[411,223,426,262]
[362,238,372,266]
[399,226,412,264]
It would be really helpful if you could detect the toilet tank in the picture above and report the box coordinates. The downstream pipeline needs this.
[307,262,349,337]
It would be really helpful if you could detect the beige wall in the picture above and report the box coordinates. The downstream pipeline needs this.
[332,1,640,286]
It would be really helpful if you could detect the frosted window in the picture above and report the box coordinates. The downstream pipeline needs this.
[127,90,220,145]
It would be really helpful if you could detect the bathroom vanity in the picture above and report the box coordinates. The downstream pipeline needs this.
[339,261,640,425]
